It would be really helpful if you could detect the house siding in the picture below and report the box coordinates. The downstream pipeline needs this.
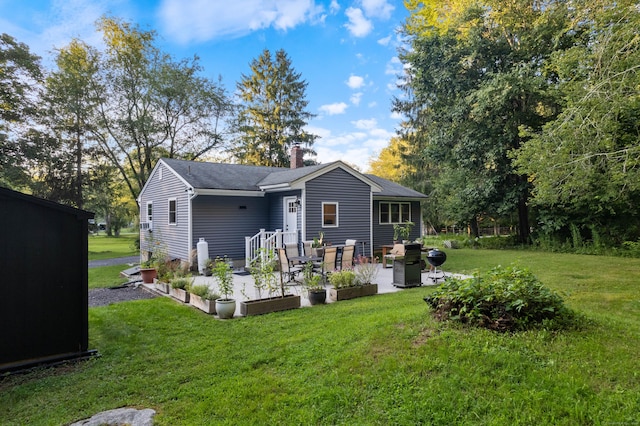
[268,190,302,238]
[192,195,270,263]
[139,162,190,262]
[305,168,371,257]
[372,200,422,251]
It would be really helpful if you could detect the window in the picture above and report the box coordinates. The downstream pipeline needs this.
[168,198,177,225]
[322,202,338,227]
[146,201,153,223]
[379,202,411,224]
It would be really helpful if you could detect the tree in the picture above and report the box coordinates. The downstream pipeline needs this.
[45,40,100,209]
[232,49,317,167]
[395,0,573,241]
[91,16,232,202]
[368,137,411,183]
[513,1,640,242]
[0,33,43,189]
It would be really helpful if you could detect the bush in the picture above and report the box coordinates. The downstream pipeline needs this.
[190,284,219,301]
[424,264,575,332]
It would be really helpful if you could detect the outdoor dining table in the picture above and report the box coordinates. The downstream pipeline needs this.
[289,255,321,265]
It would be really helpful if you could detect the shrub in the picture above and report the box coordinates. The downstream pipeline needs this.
[354,255,378,285]
[424,264,575,332]
[170,277,192,290]
[328,269,356,289]
[190,284,219,301]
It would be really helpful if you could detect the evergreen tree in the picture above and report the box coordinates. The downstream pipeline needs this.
[233,49,317,167]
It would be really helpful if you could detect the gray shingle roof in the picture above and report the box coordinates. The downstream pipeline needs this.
[365,174,428,199]
[160,158,427,198]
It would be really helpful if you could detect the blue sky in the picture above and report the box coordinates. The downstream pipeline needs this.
[0,0,408,171]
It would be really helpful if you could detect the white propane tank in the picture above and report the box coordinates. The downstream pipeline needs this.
[197,238,209,275]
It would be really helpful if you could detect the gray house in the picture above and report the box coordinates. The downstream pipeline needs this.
[138,147,427,268]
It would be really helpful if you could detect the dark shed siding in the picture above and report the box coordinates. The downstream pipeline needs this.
[305,168,371,256]
[139,162,190,261]
[1,188,93,372]
[192,195,270,263]
[372,200,422,250]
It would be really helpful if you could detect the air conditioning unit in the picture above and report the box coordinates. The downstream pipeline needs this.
[140,222,153,231]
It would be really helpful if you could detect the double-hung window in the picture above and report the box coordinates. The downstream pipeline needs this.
[322,202,338,227]
[168,198,177,225]
[379,202,411,224]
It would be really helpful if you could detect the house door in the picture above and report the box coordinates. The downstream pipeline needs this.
[283,197,298,235]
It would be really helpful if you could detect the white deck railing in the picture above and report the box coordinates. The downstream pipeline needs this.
[245,229,297,267]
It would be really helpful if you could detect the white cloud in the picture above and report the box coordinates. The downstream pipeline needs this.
[385,56,402,75]
[361,0,394,19]
[350,92,363,106]
[344,7,372,37]
[390,111,403,120]
[158,0,325,43]
[377,35,391,46]
[319,102,348,115]
[329,0,340,13]
[352,118,378,130]
[346,74,365,89]
[368,101,378,108]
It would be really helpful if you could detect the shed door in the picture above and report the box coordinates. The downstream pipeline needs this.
[283,197,298,234]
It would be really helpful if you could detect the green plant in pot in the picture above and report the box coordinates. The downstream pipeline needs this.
[302,262,325,305]
[393,221,415,243]
[189,283,220,314]
[212,256,236,319]
[311,232,324,257]
[169,276,192,303]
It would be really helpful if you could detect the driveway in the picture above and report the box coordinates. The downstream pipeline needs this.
[89,256,139,268]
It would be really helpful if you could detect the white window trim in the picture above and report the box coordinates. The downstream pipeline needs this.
[322,201,339,228]
[379,201,411,225]
[146,201,153,223]
[168,198,177,225]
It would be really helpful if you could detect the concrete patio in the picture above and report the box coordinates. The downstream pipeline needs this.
[179,263,457,309]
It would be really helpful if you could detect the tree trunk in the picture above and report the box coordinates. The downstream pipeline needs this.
[469,217,479,239]
[517,195,530,244]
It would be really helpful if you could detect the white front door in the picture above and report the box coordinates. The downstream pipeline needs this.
[283,197,298,234]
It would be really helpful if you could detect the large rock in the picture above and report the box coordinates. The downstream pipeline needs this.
[70,407,155,426]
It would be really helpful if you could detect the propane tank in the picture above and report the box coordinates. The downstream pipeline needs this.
[196,238,209,275]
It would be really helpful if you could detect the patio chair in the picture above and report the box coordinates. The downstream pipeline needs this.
[340,244,355,270]
[345,239,356,246]
[302,240,313,257]
[383,243,405,268]
[278,248,302,284]
[285,242,300,265]
[314,246,337,283]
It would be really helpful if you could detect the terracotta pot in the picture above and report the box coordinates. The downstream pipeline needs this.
[140,268,157,284]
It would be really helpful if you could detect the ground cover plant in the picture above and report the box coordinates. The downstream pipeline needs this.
[1,250,638,424]
[88,234,138,260]
[425,264,575,331]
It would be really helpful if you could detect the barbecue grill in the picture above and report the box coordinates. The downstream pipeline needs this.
[392,243,422,288]
[426,249,447,283]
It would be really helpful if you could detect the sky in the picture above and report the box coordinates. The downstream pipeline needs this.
[0,0,409,172]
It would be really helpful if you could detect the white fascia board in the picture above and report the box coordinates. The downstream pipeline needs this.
[259,183,291,191]
[193,189,265,197]
[139,159,194,198]
[373,195,427,201]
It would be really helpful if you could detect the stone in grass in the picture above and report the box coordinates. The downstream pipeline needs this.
[70,407,155,426]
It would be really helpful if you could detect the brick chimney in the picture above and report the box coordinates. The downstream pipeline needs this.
[291,144,304,169]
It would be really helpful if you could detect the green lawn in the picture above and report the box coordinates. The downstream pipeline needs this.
[88,233,138,261]
[88,264,130,289]
[1,249,638,425]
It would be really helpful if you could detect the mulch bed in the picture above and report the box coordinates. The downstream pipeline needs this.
[88,285,157,307]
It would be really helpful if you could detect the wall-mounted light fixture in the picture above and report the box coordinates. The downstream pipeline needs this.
[294,197,302,207]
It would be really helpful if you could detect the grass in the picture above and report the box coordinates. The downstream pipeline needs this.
[88,233,138,261]
[1,249,639,425]
[88,264,131,289]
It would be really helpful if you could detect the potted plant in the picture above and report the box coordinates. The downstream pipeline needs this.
[329,258,378,301]
[240,249,301,316]
[169,276,192,303]
[393,221,415,243]
[139,258,158,284]
[301,262,325,305]
[189,284,220,314]
[212,256,236,319]
[311,232,324,257]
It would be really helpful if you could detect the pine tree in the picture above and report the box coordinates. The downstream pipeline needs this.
[233,49,317,167]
